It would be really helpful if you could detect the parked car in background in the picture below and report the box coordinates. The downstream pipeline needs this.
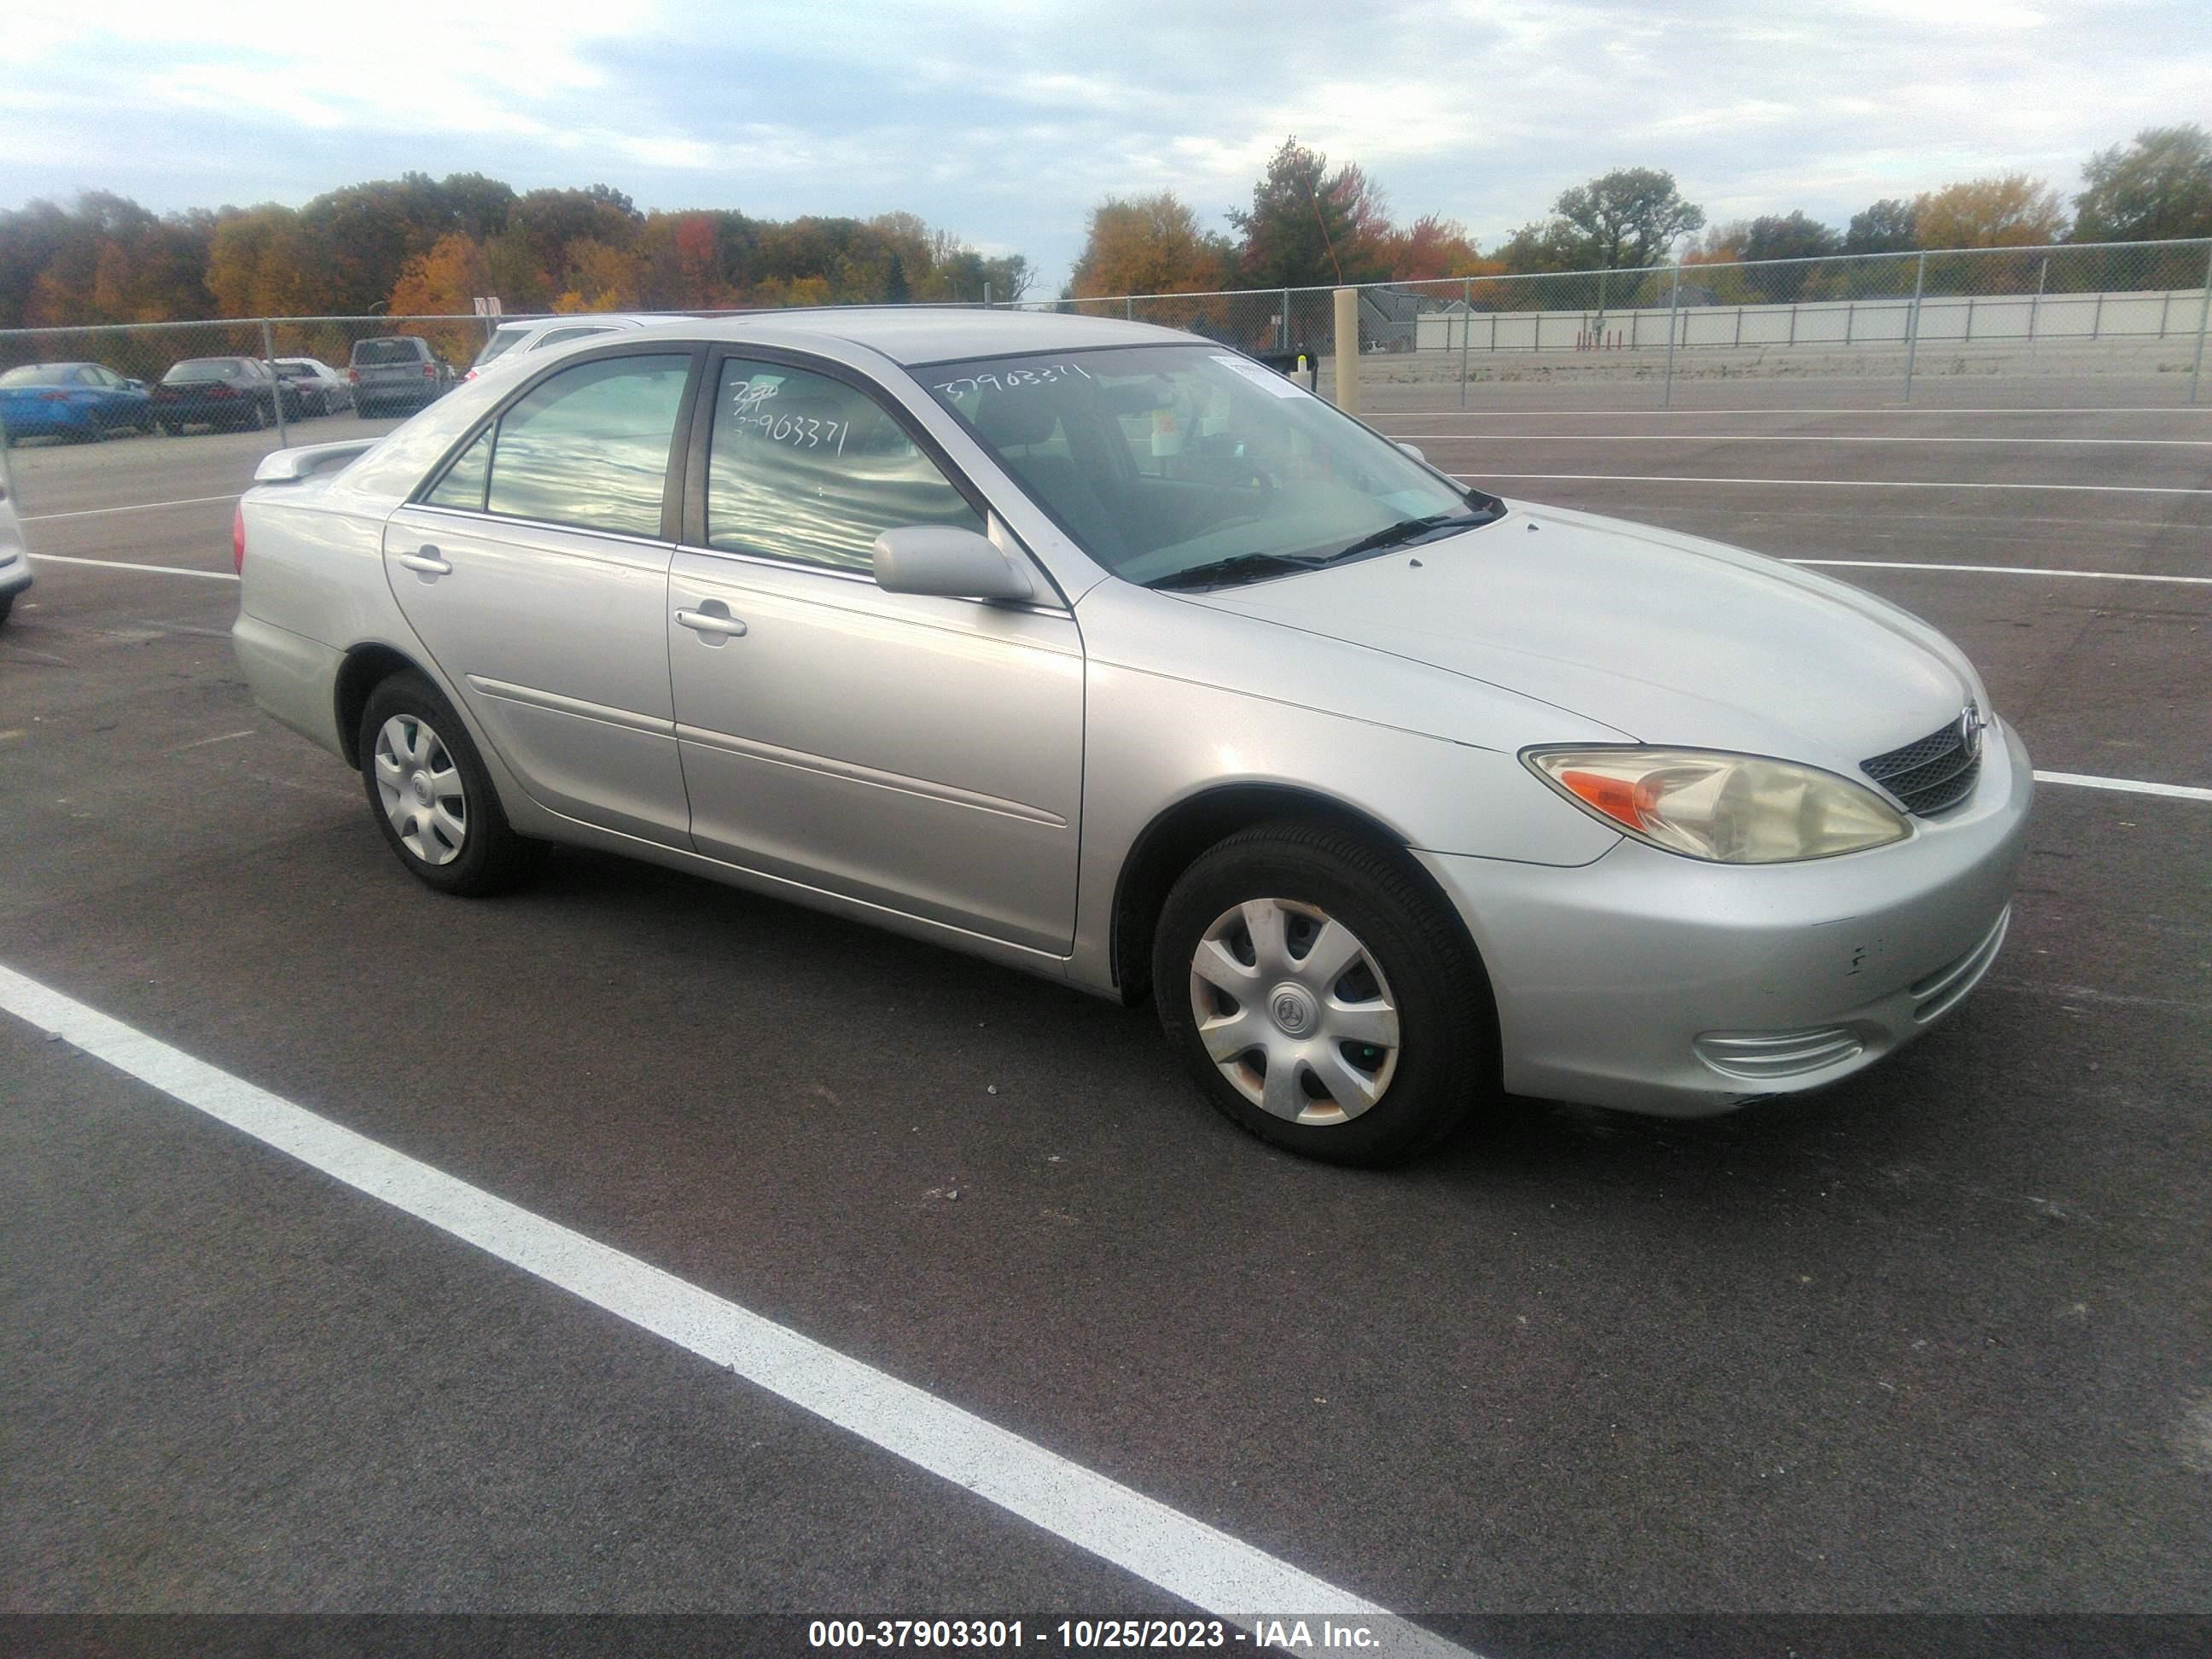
[350,336,455,418]
[230,311,2029,1167]
[275,357,354,416]
[463,314,663,381]
[163,356,301,432]
[0,361,154,443]
[149,357,295,435]
[0,458,30,626]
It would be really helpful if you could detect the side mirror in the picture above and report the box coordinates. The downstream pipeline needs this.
[1396,441,1427,463]
[873,526,1036,603]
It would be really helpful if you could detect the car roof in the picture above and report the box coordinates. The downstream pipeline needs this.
[540,308,1197,367]
[492,313,659,337]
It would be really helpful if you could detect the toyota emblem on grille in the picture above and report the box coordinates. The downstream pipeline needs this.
[1959,701,1984,760]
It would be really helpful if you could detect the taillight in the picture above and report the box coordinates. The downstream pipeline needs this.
[232,504,246,574]
[209,383,236,399]
[463,368,477,381]
[40,390,69,402]
[348,368,360,383]
[422,364,436,379]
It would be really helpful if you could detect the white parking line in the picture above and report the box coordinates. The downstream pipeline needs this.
[21,492,238,521]
[1785,559,2212,585]
[28,555,237,582]
[0,963,1467,1656]
[1387,405,2212,418]
[1453,472,2212,496]
[1412,434,2212,446]
[2033,771,2212,801]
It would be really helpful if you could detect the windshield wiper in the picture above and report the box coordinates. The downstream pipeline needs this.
[1329,509,1498,563]
[1146,552,1326,591]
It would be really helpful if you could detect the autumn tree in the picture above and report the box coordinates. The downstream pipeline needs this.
[1231,138,1391,288]
[553,240,645,311]
[1375,214,1487,282]
[385,232,498,361]
[2072,124,2212,242]
[1069,193,1234,297]
[1912,174,2066,249]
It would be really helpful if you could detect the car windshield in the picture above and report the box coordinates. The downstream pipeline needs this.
[0,364,78,386]
[354,340,422,365]
[923,344,1498,587]
[165,359,240,382]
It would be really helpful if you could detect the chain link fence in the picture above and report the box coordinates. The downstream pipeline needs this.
[1038,236,2212,409]
[1,236,2203,474]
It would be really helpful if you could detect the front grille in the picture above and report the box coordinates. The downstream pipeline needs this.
[1862,711,1982,815]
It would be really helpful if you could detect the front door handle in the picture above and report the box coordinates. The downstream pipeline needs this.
[398,546,452,578]
[675,604,748,643]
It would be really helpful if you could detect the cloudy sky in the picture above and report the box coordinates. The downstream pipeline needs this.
[6,0,2206,290]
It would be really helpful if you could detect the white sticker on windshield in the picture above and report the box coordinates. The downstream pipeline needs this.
[1210,353,1312,399]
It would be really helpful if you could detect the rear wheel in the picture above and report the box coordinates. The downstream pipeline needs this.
[358,671,544,897]
[1152,820,1498,1166]
[0,594,15,627]
[160,421,182,437]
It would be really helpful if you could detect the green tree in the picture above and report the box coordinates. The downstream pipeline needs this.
[1552,168,1704,270]
[1230,137,1390,288]
[1842,199,1918,255]
[2072,124,2212,242]
[1497,169,1703,273]
[1738,211,1842,300]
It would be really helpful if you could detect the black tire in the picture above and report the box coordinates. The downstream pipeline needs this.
[1151,819,1498,1166]
[0,593,14,627]
[358,401,378,420]
[358,671,546,897]
[159,421,182,437]
[244,400,267,431]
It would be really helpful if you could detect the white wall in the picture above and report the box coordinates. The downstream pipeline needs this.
[1413,288,2211,353]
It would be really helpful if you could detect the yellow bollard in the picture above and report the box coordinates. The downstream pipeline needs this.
[1332,288,1359,415]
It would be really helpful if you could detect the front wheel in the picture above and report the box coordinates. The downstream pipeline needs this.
[358,672,545,897]
[1152,821,1499,1166]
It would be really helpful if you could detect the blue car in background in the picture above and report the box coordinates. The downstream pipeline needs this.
[0,362,154,444]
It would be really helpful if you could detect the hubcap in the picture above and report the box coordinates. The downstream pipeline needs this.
[372,713,467,865]
[1187,897,1401,1126]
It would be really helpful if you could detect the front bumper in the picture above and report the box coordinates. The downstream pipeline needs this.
[1,550,32,599]
[1418,719,2033,1117]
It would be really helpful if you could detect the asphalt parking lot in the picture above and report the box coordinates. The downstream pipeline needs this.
[3,378,2209,1652]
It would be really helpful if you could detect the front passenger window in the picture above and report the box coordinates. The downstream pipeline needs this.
[706,359,984,573]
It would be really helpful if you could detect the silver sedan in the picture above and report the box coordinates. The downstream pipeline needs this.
[230,311,2029,1165]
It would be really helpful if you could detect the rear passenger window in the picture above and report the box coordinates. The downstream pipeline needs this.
[480,353,690,536]
[705,359,982,573]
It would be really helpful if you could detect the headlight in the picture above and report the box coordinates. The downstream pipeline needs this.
[1524,747,1909,864]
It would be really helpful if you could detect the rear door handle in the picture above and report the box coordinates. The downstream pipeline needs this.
[675,605,748,641]
[398,546,452,577]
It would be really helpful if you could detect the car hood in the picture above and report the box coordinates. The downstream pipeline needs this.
[1176,499,1976,766]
